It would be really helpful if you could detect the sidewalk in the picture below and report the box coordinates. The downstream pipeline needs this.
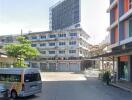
[84,68,99,78]
[84,69,132,93]
[111,81,132,93]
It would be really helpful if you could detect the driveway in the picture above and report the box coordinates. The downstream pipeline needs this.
[3,71,132,100]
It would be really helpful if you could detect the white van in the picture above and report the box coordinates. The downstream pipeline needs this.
[0,68,42,99]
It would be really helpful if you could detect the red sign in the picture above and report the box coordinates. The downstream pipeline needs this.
[120,56,128,62]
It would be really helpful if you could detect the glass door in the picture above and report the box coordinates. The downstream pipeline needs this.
[120,62,128,81]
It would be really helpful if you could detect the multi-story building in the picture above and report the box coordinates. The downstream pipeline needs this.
[0,35,18,46]
[49,0,80,30]
[0,28,90,72]
[0,49,16,68]
[28,28,90,72]
[107,0,132,82]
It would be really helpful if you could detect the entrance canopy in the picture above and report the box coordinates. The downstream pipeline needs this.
[91,48,132,59]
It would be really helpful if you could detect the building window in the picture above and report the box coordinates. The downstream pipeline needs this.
[80,51,82,54]
[49,51,55,54]
[31,44,37,47]
[40,36,46,39]
[70,33,77,37]
[40,43,46,47]
[1,39,5,42]
[129,0,132,9]
[129,19,132,37]
[49,34,56,38]
[59,50,65,54]
[59,42,66,46]
[58,34,66,37]
[41,51,46,54]
[80,41,83,45]
[31,36,37,40]
[49,43,55,46]
[69,41,76,45]
[69,50,76,54]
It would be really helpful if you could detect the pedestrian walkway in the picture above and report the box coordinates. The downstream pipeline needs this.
[41,72,86,81]
[84,68,99,78]
[85,68,132,93]
[111,81,132,93]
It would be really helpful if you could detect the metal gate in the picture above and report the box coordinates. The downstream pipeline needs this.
[40,63,47,72]
[58,63,68,72]
[49,63,56,71]
[69,63,80,72]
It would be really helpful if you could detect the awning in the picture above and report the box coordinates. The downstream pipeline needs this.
[91,47,132,59]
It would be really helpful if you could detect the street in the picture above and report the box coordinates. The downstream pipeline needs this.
[2,71,132,100]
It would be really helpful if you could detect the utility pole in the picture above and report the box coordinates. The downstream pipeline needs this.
[21,29,23,36]
[20,29,23,67]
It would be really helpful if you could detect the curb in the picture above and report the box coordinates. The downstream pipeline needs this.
[110,83,132,93]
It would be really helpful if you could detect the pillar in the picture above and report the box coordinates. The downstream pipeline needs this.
[102,57,104,70]
[129,56,132,82]
[128,56,132,82]
[37,62,40,69]
[117,57,120,81]
[113,56,115,73]
[128,56,131,82]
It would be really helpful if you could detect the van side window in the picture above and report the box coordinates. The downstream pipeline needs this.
[0,74,21,82]
[24,73,41,82]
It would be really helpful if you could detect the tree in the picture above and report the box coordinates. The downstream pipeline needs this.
[4,36,39,67]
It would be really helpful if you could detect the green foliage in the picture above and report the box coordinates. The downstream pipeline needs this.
[14,58,27,68]
[17,36,31,44]
[4,36,39,67]
[4,44,21,58]
[102,71,111,85]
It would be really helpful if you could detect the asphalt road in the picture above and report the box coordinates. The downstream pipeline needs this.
[1,71,132,100]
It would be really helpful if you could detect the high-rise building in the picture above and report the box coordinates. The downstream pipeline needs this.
[49,0,81,30]
[107,0,132,82]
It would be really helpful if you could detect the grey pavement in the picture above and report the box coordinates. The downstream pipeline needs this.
[3,71,132,100]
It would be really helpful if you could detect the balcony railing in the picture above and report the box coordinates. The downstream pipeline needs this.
[120,37,132,45]
[107,20,118,31]
[119,9,132,22]
[107,0,118,13]
[108,42,119,49]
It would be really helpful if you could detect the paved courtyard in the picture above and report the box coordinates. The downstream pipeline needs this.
[3,70,132,100]
[39,71,132,100]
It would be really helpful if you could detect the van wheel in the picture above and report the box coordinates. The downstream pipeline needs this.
[11,90,17,99]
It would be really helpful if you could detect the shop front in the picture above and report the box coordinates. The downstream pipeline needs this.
[91,48,132,91]
[118,56,129,81]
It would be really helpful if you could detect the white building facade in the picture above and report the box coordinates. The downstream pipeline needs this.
[0,28,90,72]
[28,28,90,72]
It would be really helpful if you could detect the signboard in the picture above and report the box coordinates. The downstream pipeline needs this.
[120,56,128,62]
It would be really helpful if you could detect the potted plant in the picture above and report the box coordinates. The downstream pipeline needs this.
[102,71,111,85]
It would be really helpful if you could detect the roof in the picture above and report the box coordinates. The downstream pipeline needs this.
[28,28,90,37]
[0,52,6,56]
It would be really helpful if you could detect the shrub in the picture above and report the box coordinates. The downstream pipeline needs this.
[102,71,111,85]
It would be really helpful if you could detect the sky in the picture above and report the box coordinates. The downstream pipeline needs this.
[0,0,109,44]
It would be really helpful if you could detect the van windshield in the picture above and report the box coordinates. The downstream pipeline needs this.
[24,73,41,82]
